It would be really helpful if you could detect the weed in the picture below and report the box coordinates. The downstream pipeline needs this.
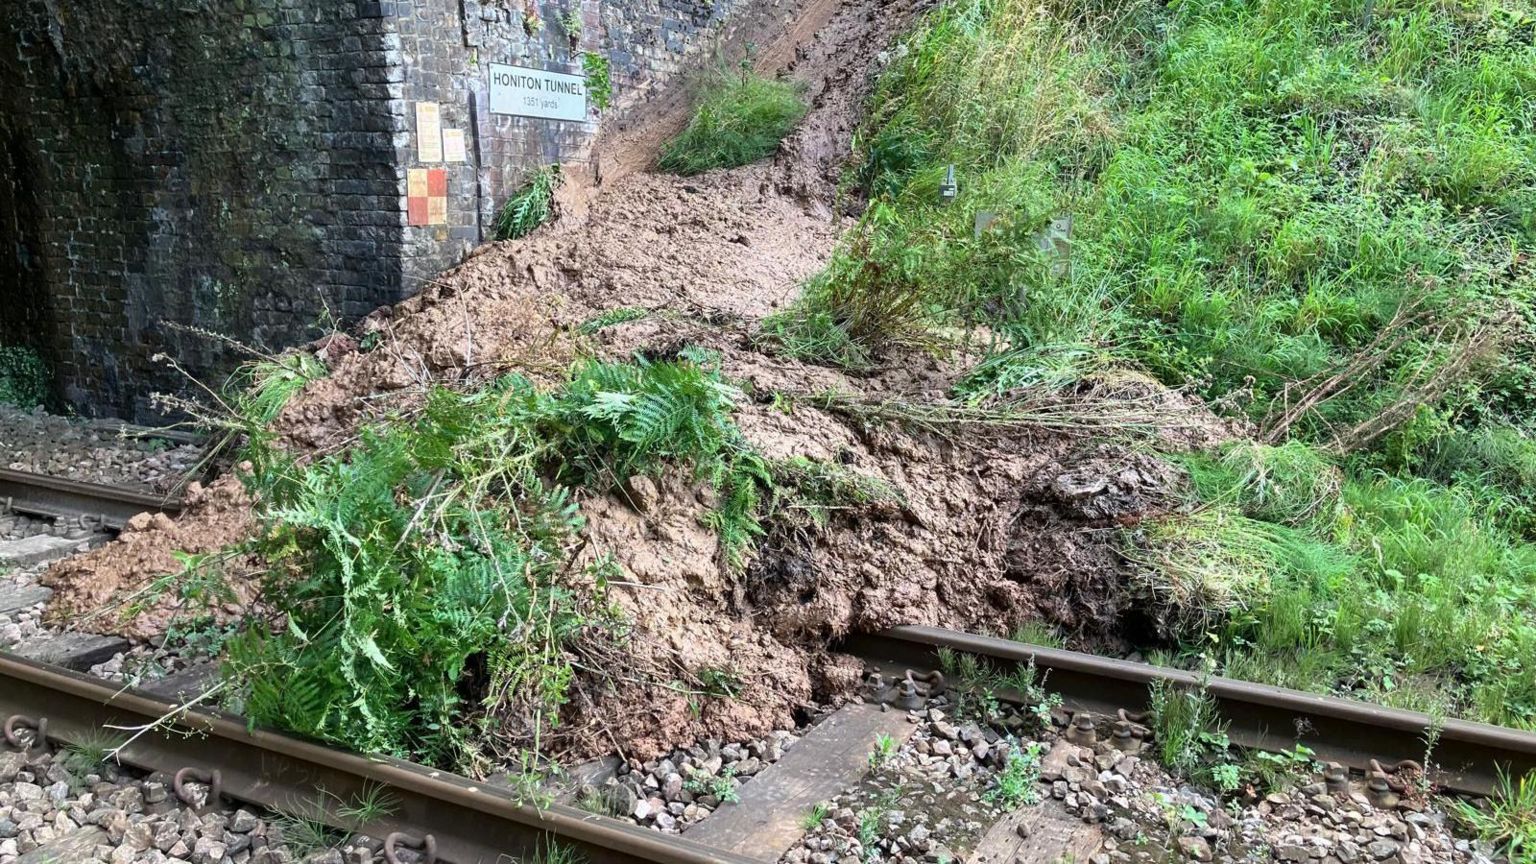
[578,306,650,334]
[269,800,343,859]
[1010,621,1064,649]
[577,785,632,818]
[559,9,581,43]
[868,732,898,769]
[494,166,560,241]
[60,730,126,774]
[695,666,741,699]
[583,53,611,110]
[1451,768,1535,863]
[333,782,399,826]
[524,842,583,864]
[985,741,1044,809]
[857,807,883,861]
[658,67,806,175]
[1147,679,1235,790]
[803,802,830,830]
[938,648,1060,731]
[1243,745,1320,795]
[684,766,740,804]
[0,345,50,410]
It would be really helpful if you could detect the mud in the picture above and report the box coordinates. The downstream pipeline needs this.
[43,0,1224,763]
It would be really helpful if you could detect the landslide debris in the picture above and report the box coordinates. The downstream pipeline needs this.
[41,0,1226,764]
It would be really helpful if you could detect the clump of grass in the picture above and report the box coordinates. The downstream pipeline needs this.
[269,799,343,859]
[494,166,560,241]
[803,802,830,830]
[1124,508,1324,635]
[60,730,126,775]
[1009,621,1063,649]
[1451,768,1536,863]
[0,345,50,410]
[1179,441,1343,527]
[1147,679,1228,780]
[658,67,806,175]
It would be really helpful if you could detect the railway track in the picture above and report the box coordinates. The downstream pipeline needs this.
[2,625,1532,864]
[0,466,184,531]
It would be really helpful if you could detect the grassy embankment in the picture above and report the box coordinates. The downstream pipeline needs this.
[766,0,1536,731]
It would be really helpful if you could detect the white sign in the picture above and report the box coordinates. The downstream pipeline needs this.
[415,101,442,162]
[488,63,587,121]
[442,128,467,162]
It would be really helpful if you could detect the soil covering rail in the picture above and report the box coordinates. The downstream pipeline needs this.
[845,626,1536,798]
[0,652,757,864]
[0,466,183,529]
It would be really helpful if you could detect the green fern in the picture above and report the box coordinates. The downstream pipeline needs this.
[494,166,560,240]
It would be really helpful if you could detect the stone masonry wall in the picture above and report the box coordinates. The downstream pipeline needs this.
[1,0,774,421]
[0,0,404,421]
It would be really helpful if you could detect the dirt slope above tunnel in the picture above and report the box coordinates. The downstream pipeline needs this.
[42,0,1229,762]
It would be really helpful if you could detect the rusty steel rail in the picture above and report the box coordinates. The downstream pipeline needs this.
[846,625,1536,797]
[0,467,182,530]
[0,652,754,864]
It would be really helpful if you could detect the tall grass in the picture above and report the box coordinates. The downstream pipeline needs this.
[658,69,807,176]
[773,0,1536,729]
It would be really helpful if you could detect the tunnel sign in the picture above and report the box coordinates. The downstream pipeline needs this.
[488,64,587,121]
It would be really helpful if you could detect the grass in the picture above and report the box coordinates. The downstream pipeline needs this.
[1147,679,1229,783]
[769,0,1536,734]
[658,67,807,175]
[803,802,830,830]
[1132,441,1536,729]
[494,166,560,241]
[60,730,126,775]
[269,799,344,859]
[938,648,1061,731]
[333,782,399,826]
[1452,767,1536,864]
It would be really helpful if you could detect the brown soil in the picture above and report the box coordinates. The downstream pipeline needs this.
[42,479,257,640]
[42,0,1230,764]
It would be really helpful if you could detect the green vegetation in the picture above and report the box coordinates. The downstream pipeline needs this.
[1452,768,1536,864]
[803,802,830,830]
[658,67,807,175]
[578,306,650,334]
[0,345,50,410]
[938,648,1061,731]
[333,782,399,826]
[985,741,1044,808]
[583,53,612,110]
[868,732,899,769]
[60,730,126,774]
[1147,679,1320,796]
[685,765,740,803]
[1147,680,1232,786]
[770,0,1536,730]
[494,166,560,241]
[214,348,783,771]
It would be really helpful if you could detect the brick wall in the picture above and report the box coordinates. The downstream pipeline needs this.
[0,0,405,420]
[0,0,769,421]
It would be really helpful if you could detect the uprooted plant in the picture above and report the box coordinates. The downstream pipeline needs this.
[149,344,909,775]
